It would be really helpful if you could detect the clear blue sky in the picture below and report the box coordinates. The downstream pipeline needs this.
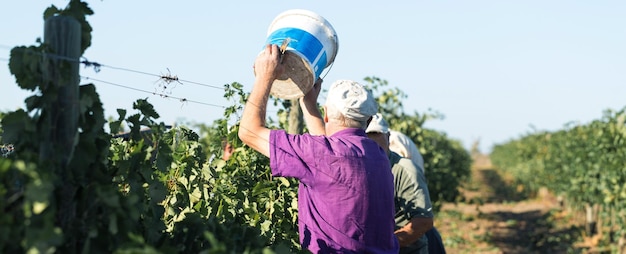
[2,1,625,153]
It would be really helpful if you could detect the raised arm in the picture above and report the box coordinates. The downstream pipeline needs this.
[238,44,284,157]
[299,78,325,135]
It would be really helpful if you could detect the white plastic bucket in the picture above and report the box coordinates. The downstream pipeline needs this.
[263,9,339,99]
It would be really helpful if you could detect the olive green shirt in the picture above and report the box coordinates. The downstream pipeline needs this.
[389,151,434,254]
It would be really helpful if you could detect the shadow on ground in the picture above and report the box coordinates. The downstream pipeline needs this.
[479,169,527,203]
[475,166,583,253]
[480,209,582,254]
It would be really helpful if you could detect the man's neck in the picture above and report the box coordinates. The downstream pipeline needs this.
[325,121,351,137]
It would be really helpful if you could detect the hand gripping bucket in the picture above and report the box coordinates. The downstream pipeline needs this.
[263,9,339,99]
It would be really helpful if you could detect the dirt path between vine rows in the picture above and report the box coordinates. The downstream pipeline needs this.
[435,154,585,254]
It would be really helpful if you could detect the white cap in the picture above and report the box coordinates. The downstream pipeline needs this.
[389,130,425,172]
[366,113,389,134]
[325,80,377,121]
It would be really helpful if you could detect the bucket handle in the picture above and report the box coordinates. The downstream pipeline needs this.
[319,61,335,81]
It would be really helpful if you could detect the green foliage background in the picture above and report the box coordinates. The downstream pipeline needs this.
[0,1,471,253]
[491,108,626,251]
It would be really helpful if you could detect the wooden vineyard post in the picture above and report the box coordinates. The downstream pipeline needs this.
[41,15,81,236]
[40,15,81,166]
[288,99,303,134]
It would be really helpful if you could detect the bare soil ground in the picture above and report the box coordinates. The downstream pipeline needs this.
[435,154,589,254]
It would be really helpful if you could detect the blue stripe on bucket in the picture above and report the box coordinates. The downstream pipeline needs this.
[314,51,328,78]
[266,28,327,78]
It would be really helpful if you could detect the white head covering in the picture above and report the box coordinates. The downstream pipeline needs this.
[365,113,389,134]
[325,80,377,121]
[389,130,425,174]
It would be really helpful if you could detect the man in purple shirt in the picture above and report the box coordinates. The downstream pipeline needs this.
[239,44,399,253]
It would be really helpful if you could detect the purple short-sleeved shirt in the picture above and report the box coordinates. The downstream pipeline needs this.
[270,128,399,253]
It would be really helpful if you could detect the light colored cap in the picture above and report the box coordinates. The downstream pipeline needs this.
[325,80,378,121]
[366,113,389,134]
[389,130,425,172]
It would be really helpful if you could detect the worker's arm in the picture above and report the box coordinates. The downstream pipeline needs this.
[394,217,434,247]
[238,44,284,157]
[300,78,325,135]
